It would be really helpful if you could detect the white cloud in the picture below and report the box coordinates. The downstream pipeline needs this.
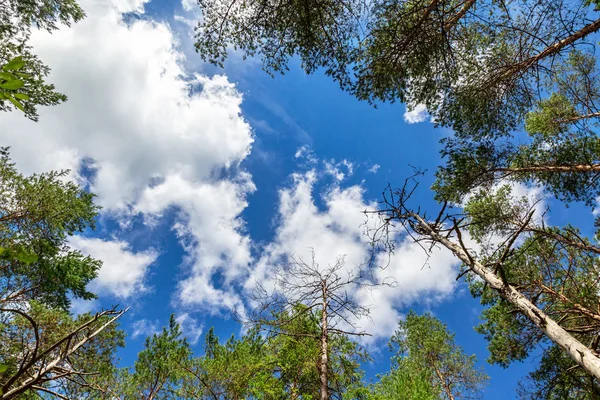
[368,164,380,174]
[0,0,255,310]
[355,237,459,341]
[294,145,318,165]
[403,103,429,124]
[114,0,149,13]
[323,158,354,182]
[594,198,600,217]
[70,297,100,316]
[247,169,460,341]
[181,0,196,12]
[176,313,203,344]
[131,319,160,338]
[173,14,196,30]
[69,237,158,299]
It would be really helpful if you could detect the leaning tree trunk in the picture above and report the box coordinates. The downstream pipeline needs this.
[507,18,600,77]
[410,212,600,380]
[319,280,329,400]
[494,164,600,174]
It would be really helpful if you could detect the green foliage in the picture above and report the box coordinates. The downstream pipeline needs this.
[525,93,578,137]
[468,223,600,395]
[0,148,101,309]
[268,306,321,398]
[397,312,487,399]
[195,0,365,87]
[518,346,600,399]
[193,0,600,396]
[0,245,38,264]
[367,358,438,400]
[195,0,592,137]
[99,306,371,400]
[0,0,85,120]
[0,56,31,112]
[182,327,282,399]
[366,312,487,399]
[117,315,192,399]
[434,50,600,205]
[40,308,486,400]
[0,302,125,398]
[463,185,532,241]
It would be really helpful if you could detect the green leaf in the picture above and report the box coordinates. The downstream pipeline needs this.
[13,93,30,101]
[0,363,8,373]
[15,251,38,264]
[7,95,25,111]
[0,72,18,81]
[0,80,24,90]
[3,56,25,71]
[14,72,32,79]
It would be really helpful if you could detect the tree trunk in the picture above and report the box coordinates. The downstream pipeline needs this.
[410,212,600,380]
[495,164,600,174]
[557,111,600,124]
[528,227,600,255]
[432,361,455,400]
[1,309,126,399]
[319,280,329,400]
[508,18,600,76]
[444,0,476,31]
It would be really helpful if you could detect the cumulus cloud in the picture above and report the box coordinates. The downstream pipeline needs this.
[249,171,544,341]
[403,103,429,124]
[0,0,486,341]
[135,173,254,310]
[0,0,255,307]
[247,165,461,341]
[69,237,158,299]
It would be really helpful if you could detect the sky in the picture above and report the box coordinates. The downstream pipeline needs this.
[0,0,562,396]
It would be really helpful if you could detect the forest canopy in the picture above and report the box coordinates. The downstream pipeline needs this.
[192,0,600,396]
[3,0,600,398]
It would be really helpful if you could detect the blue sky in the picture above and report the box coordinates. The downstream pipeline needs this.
[0,0,569,396]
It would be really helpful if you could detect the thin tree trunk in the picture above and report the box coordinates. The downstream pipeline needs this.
[494,164,600,173]
[432,362,455,400]
[444,0,476,31]
[528,227,600,256]
[319,280,329,400]
[508,18,600,76]
[1,309,127,399]
[410,212,600,380]
[539,283,600,323]
[557,111,600,124]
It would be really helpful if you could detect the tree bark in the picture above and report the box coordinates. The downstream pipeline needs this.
[557,111,600,124]
[444,0,476,31]
[508,18,600,76]
[319,280,329,400]
[1,309,126,399]
[432,361,455,400]
[527,227,600,256]
[410,212,600,380]
[494,164,600,174]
